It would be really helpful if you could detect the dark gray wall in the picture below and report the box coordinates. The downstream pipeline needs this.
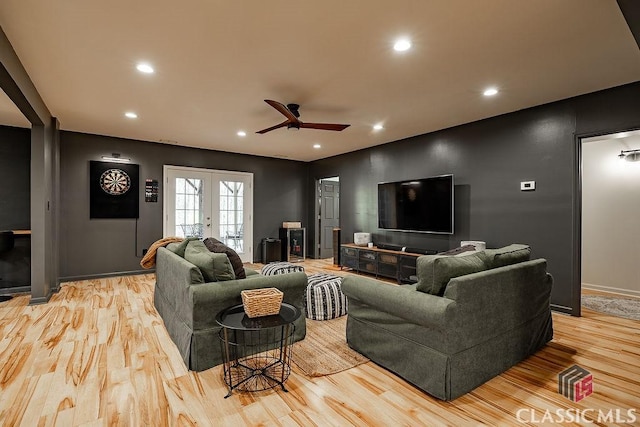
[0,125,31,289]
[0,125,30,229]
[1,25,58,303]
[308,81,640,314]
[59,131,308,278]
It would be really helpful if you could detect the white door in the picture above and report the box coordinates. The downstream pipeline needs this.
[164,166,253,262]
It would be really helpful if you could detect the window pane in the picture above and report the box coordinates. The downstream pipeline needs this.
[174,177,204,239]
[175,210,185,225]
[176,194,185,209]
[220,180,244,252]
[176,178,185,194]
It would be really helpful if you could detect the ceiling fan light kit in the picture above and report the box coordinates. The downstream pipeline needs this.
[256,99,350,134]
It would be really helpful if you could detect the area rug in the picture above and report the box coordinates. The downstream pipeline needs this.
[292,316,369,377]
[582,295,640,321]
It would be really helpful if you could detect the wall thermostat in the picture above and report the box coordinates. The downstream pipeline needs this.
[520,181,536,191]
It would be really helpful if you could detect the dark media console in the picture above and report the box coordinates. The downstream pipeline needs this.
[340,243,437,284]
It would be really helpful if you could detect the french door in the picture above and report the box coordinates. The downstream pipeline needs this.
[163,166,253,262]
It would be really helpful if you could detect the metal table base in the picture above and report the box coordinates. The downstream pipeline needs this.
[216,304,300,398]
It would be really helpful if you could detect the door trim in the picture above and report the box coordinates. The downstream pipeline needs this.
[315,176,340,259]
[573,126,640,316]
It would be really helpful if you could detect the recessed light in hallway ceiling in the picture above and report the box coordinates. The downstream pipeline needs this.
[483,87,499,97]
[136,63,154,74]
[393,38,412,52]
[125,112,138,119]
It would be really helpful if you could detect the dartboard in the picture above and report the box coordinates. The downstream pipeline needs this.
[100,168,131,195]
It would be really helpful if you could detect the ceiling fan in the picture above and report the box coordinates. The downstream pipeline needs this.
[256,99,350,134]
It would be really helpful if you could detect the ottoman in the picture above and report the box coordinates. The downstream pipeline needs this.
[305,273,348,320]
[261,262,305,276]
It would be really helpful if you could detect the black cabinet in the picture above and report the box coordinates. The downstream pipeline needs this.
[262,238,281,263]
[377,252,400,278]
[340,244,420,284]
[279,228,305,262]
[358,249,377,275]
[341,245,358,270]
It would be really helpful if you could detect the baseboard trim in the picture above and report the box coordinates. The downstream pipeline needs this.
[0,286,31,294]
[29,296,49,305]
[551,304,574,316]
[59,269,154,283]
[582,283,640,298]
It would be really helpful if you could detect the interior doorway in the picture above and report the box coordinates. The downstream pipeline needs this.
[316,177,340,259]
[580,129,640,301]
[0,88,32,299]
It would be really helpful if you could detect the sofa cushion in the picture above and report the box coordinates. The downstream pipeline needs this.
[167,237,199,258]
[416,253,487,296]
[203,237,246,279]
[184,240,236,282]
[480,244,531,269]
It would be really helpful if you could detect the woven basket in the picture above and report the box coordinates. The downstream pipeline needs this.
[241,287,284,318]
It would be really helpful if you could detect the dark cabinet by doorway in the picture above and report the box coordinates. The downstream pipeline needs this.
[279,227,305,262]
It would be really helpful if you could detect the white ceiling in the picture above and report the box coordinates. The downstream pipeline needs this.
[1,1,639,162]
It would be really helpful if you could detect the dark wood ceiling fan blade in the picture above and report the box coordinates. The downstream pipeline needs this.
[300,122,350,131]
[264,99,299,123]
[258,100,348,134]
[256,120,290,134]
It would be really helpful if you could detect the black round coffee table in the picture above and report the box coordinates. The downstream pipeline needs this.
[216,302,300,398]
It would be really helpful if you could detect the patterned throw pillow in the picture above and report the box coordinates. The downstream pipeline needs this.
[203,237,246,279]
[260,262,305,276]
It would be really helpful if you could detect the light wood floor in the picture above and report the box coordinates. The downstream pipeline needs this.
[0,259,638,426]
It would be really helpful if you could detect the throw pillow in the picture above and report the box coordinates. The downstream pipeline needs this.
[203,237,246,279]
[167,237,199,258]
[184,240,236,282]
[480,244,531,269]
[438,244,477,256]
[416,253,487,296]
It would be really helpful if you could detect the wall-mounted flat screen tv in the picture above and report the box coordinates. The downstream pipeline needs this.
[378,174,454,234]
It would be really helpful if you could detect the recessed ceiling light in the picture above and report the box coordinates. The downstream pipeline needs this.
[313,144,321,149]
[393,39,412,52]
[136,63,154,74]
[483,87,499,97]
[125,112,138,119]
[373,123,384,131]
[237,131,247,137]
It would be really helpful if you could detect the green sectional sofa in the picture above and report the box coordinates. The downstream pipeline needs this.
[154,242,307,371]
[341,244,553,401]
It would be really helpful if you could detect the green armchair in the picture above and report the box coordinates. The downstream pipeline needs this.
[154,246,307,371]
